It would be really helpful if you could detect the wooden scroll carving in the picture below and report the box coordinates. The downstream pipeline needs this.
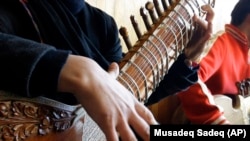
[0,92,81,141]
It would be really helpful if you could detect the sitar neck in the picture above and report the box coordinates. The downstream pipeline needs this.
[118,0,215,103]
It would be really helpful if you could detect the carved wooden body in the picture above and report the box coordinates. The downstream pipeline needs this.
[0,91,84,141]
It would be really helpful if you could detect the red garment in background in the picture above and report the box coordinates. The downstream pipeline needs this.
[177,24,250,124]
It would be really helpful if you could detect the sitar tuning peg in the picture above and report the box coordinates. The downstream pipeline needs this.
[145,1,158,24]
[140,7,152,31]
[161,0,171,11]
[210,0,216,8]
[169,0,176,6]
[119,27,133,50]
[130,15,142,39]
[153,0,163,17]
[161,0,168,11]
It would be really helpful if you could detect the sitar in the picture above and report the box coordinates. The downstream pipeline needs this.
[2,0,207,140]
[0,0,248,141]
[119,0,213,122]
[118,0,201,124]
[119,0,250,125]
[118,0,214,102]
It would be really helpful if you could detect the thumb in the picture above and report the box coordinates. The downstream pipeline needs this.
[107,62,120,79]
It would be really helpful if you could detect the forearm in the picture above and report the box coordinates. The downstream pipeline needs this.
[57,55,97,95]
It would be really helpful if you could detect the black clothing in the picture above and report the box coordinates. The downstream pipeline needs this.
[0,0,198,105]
[0,0,122,104]
[145,54,199,106]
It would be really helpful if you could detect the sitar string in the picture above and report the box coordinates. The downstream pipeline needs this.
[118,0,210,101]
[118,0,194,100]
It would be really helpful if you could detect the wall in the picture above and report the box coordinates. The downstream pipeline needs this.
[85,0,238,52]
[213,0,238,32]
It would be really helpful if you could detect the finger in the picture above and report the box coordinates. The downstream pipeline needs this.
[205,21,213,36]
[193,15,207,30]
[129,112,150,141]
[135,102,158,125]
[201,5,214,22]
[185,27,211,61]
[188,32,211,62]
[195,19,213,43]
[108,62,120,79]
[99,121,119,141]
[185,5,214,62]
[128,103,158,141]
[104,129,119,141]
[117,120,137,141]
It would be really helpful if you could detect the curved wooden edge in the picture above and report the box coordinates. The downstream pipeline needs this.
[147,95,189,124]
[148,94,250,125]
[214,94,250,124]
[0,91,85,141]
[0,92,106,141]
[25,114,85,141]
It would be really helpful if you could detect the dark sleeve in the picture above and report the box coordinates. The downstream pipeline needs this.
[0,32,70,97]
[145,53,199,106]
[85,3,123,63]
[101,15,123,63]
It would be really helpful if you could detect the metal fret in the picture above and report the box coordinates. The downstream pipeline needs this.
[141,44,161,87]
[137,49,157,91]
[163,17,180,60]
[117,75,135,96]
[175,2,193,46]
[120,70,141,99]
[152,30,169,74]
[148,38,165,80]
[127,60,148,101]
[119,0,213,102]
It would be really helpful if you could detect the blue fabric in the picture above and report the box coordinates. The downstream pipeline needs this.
[62,0,85,15]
